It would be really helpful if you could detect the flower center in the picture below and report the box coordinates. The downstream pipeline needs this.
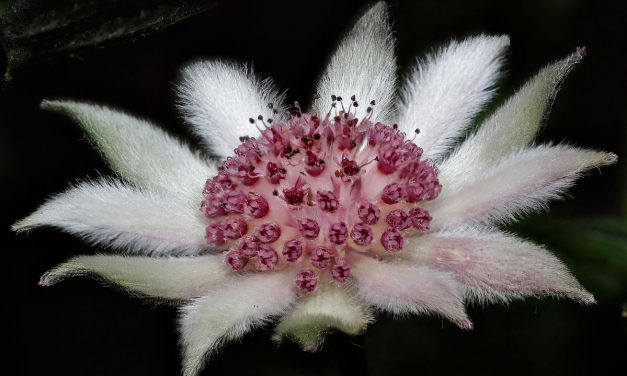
[200,97,441,292]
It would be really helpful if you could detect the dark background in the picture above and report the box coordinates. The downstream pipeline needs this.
[3,0,626,375]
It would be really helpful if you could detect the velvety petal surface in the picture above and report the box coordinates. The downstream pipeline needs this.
[42,100,214,204]
[179,272,295,376]
[350,253,471,329]
[439,49,585,185]
[178,61,285,159]
[274,284,372,351]
[13,179,209,256]
[40,254,229,300]
[313,2,397,122]
[427,145,616,229]
[396,35,509,160]
[404,229,595,304]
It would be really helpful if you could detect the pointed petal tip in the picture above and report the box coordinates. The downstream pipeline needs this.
[458,318,474,330]
[38,268,66,287]
[38,274,53,287]
[10,221,24,233]
[587,150,618,168]
[493,34,510,47]
[11,215,35,233]
[363,1,387,16]
[466,33,510,49]
[572,289,596,305]
[40,98,55,110]
[601,152,618,166]
[40,98,70,112]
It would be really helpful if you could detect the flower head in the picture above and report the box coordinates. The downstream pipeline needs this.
[13,2,617,376]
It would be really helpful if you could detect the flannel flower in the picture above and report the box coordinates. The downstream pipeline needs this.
[14,2,617,375]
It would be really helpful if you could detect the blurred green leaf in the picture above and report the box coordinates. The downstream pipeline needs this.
[0,1,9,17]
[0,0,215,82]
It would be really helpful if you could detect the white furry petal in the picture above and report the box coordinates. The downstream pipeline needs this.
[179,272,295,376]
[427,145,617,229]
[350,253,471,329]
[13,179,208,255]
[273,284,372,351]
[40,254,229,300]
[405,229,594,304]
[41,100,215,204]
[177,61,285,159]
[313,2,396,122]
[439,49,585,184]
[397,35,509,161]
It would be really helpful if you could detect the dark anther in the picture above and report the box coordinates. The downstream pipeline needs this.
[301,135,313,147]
[280,168,287,173]
[350,94,356,101]
[415,128,421,134]
[366,107,372,113]
[249,118,255,124]
[350,140,357,148]
[370,100,376,106]
[239,135,250,142]
[319,159,325,164]
[258,115,264,120]
[272,109,278,114]
[337,96,343,101]
[313,133,321,140]
[353,101,359,107]
[331,95,337,101]
[272,190,279,196]
[331,103,337,108]
[267,119,273,124]
[268,103,274,109]
[249,165,255,172]
[285,145,293,153]
[374,156,379,161]
[392,124,398,129]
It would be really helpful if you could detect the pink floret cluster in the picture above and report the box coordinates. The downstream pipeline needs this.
[200,98,441,292]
